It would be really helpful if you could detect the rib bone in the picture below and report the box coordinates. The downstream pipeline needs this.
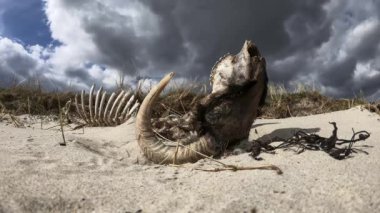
[80,90,89,122]
[108,90,125,123]
[94,86,103,124]
[88,84,95,123]
[98,91,107,125]
[75,86,140,126]
[114,91,132,123]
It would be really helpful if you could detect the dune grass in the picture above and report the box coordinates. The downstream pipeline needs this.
[0,85,75,116]
[147,82,208,118]
[259,84,376,118]
[0,82,379,120]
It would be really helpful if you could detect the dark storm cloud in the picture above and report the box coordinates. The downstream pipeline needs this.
[67,0,333,79]
[83,18,141,74]
[350,26,380,61]
[80,0,187,76]
[320,58,357,88]
[146,0,379,98]
[140,0,332,80]
[42,0,380,97]
[65,67,92,82]
[148,0,295,77]
[269,53,310,83]
[1,0,380,98]
[356,74,380,97]
[314,19,380,97]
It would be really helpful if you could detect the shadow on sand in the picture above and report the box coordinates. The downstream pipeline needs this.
[255,127,321,142]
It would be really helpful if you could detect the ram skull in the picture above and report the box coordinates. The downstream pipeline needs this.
[136,40,268,164]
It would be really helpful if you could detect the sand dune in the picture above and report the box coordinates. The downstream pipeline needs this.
[0,107,379,212]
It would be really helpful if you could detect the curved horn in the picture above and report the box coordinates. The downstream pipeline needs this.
[135,72,218,164]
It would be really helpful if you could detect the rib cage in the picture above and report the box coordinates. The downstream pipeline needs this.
[75,85,140,126]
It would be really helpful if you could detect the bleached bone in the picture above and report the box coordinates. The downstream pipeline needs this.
[103,92,116,126]
[107,90,125,123]
[80,90,89,122]
[120,94,136,119]
[88,84,95,123]
[75,86,140,126]
[94,86,103,124]
[113,91,132,123]
[97,91,107,124]
[126,101,140,119]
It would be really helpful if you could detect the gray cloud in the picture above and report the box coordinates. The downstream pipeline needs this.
[0,0,379,98]
[2,52,37,78]
[80,0,188,76]
[0,37,40,86]
[0,37,76,90]
[65,67,92,82]
[56,0,331,78]
[35,0,380,98]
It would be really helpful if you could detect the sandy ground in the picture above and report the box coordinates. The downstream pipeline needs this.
[0,107,379,213]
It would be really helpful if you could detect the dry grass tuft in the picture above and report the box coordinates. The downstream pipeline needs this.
[259,84,370,118]
[364,101,380,115]
[0,85,75,116]
[0,82,378,120]
[143,82,208,118]
[149,82,378,119]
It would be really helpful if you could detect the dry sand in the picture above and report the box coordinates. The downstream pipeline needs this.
[0,107,379,212]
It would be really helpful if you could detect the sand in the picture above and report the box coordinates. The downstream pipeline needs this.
[0,107,379,212]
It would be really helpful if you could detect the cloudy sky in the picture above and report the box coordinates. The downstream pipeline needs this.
[0,0,379,99]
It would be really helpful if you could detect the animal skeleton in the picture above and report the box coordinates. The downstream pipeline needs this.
[136,40,268,164]
[75,85,140,126]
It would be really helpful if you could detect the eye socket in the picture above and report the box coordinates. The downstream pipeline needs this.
[246,42,259,57]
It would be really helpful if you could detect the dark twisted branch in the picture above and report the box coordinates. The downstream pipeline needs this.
[250,122,371,160]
